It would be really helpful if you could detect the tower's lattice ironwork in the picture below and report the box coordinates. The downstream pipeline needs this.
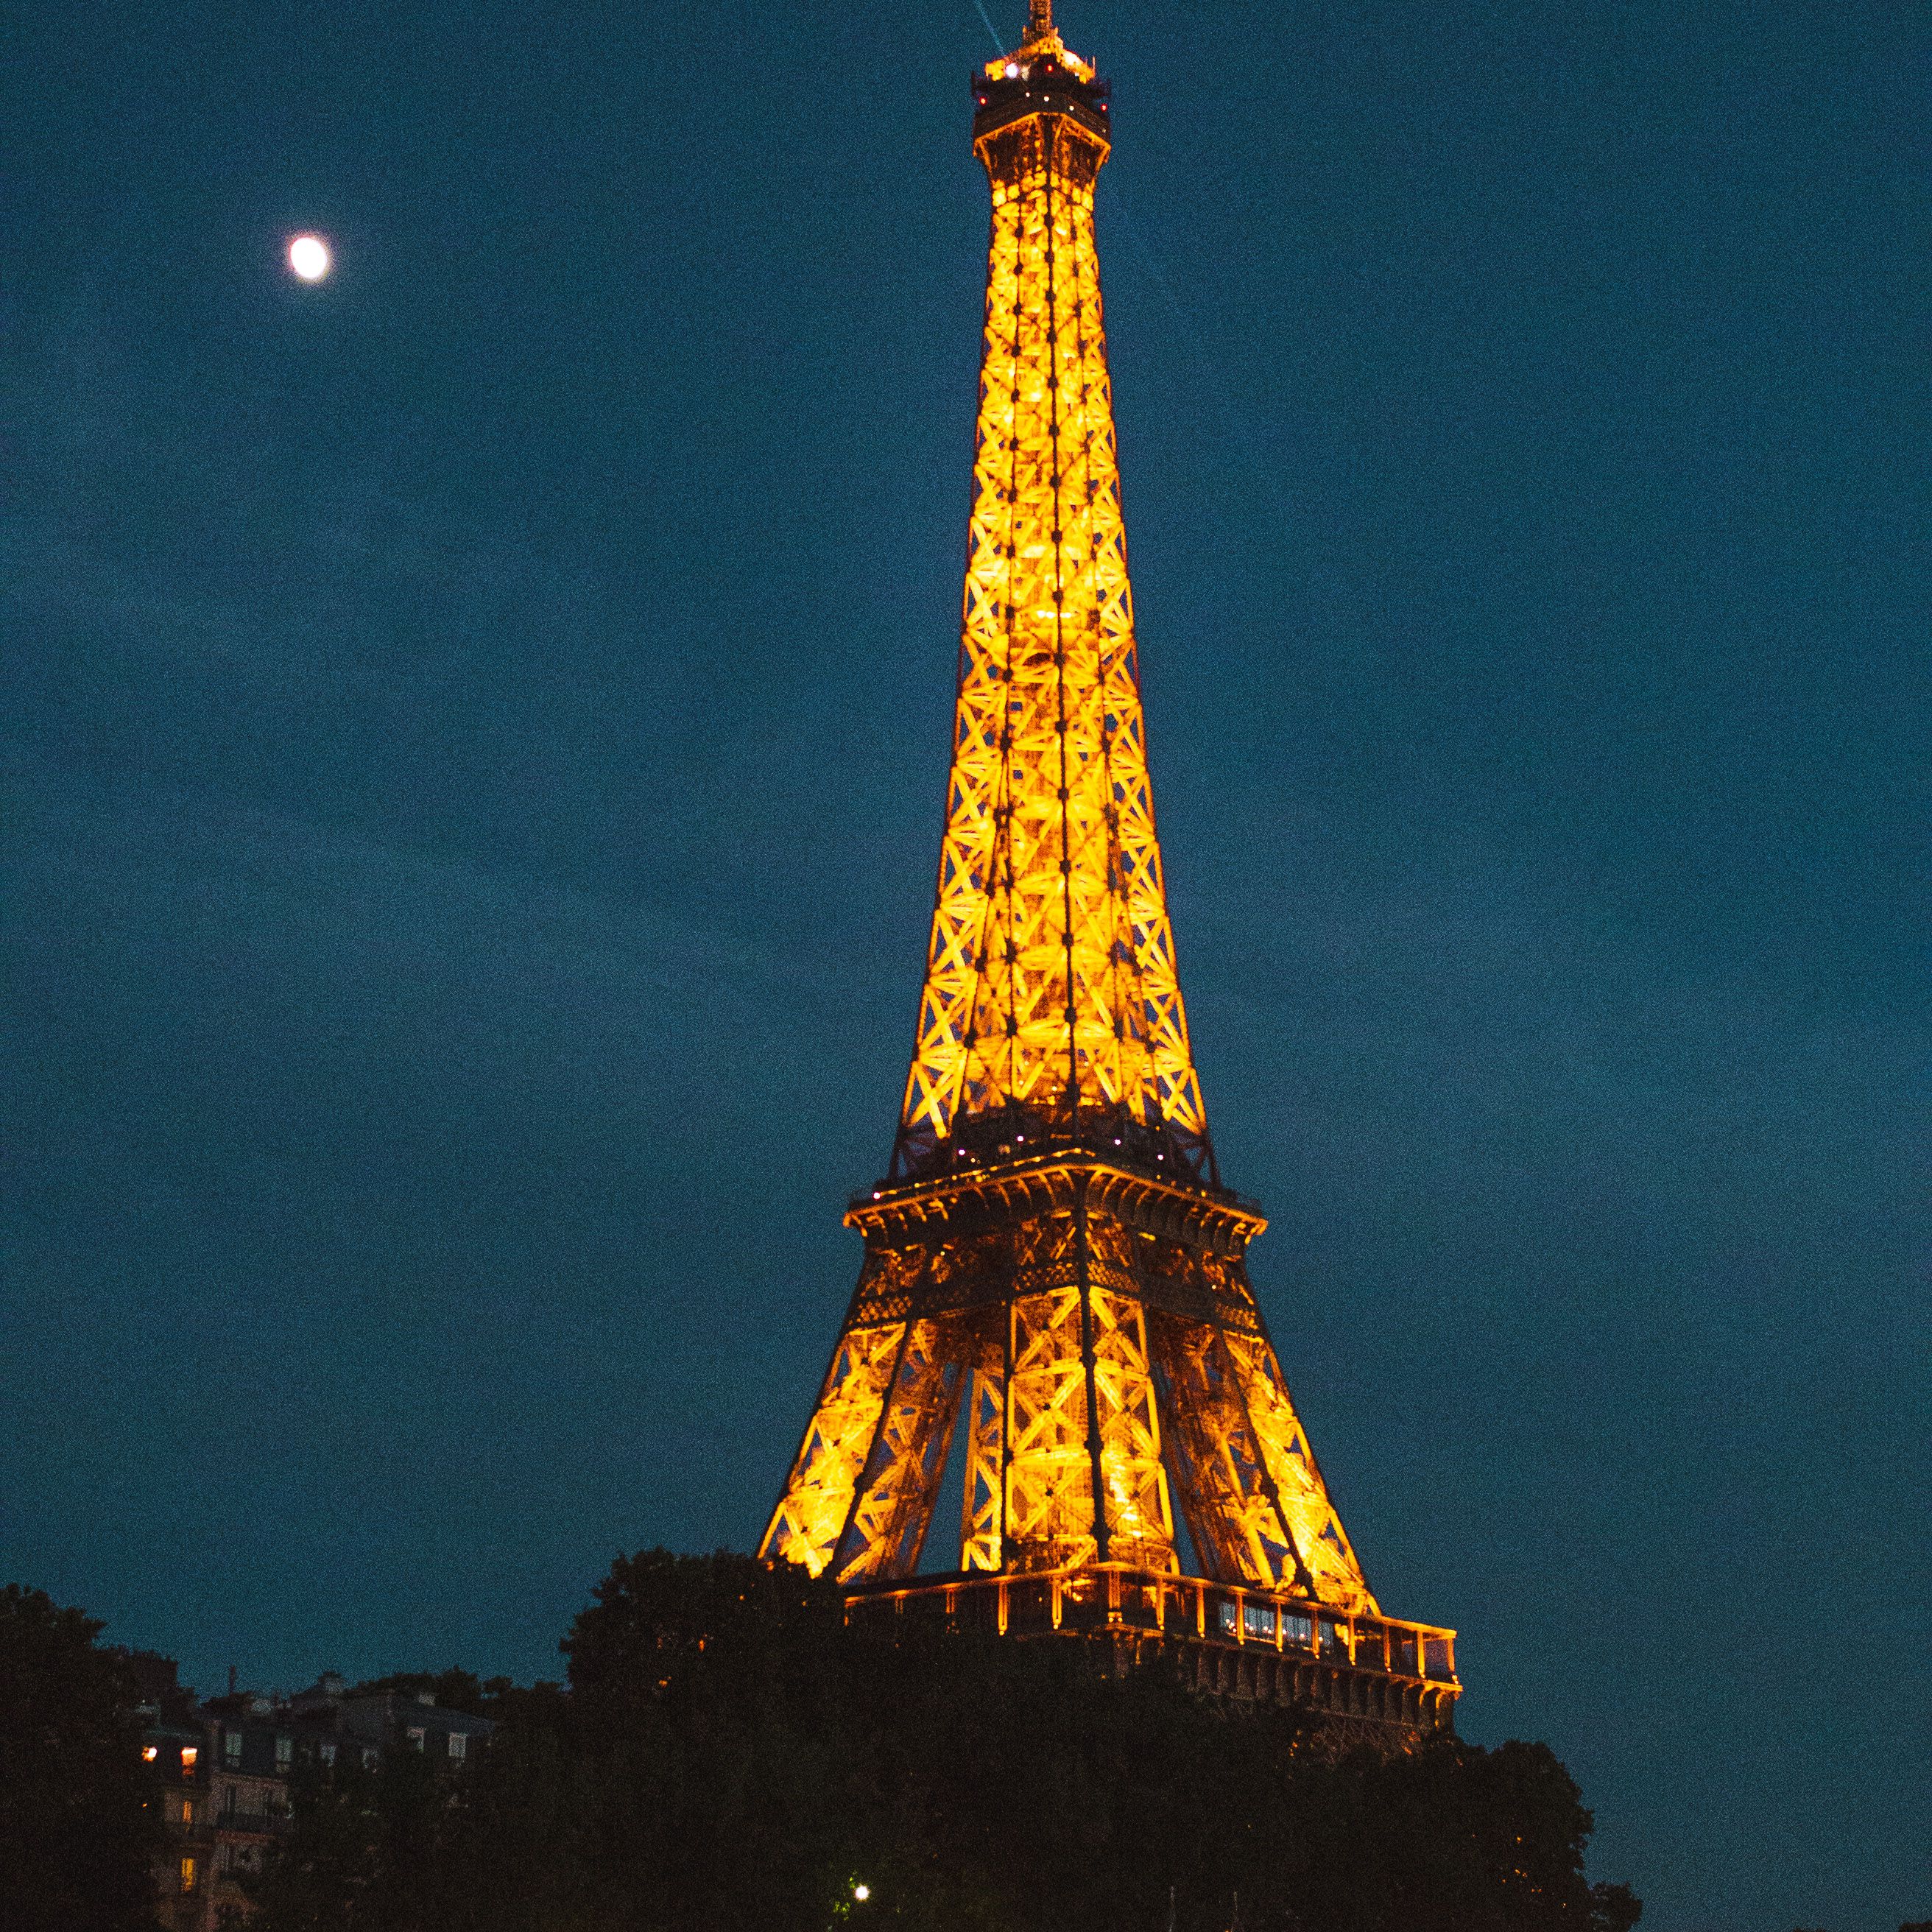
[761,3,1457,1737]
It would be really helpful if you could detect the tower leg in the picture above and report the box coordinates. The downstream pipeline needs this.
[833,1316,969,1582]
[761,1318,907,1577]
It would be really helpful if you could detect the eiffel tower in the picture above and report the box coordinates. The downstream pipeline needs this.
[761,0,1458,1738]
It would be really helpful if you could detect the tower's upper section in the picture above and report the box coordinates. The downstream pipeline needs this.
[971,2,1111,149]
[890,9,1216,1191]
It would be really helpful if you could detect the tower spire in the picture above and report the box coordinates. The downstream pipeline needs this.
[895,17,1200,1185]
[1025,0,1055,45]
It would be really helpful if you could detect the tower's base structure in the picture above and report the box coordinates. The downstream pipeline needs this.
[847,1568,1455,1749]
[761,1,1458,1749]
[778,1146,1459,1746]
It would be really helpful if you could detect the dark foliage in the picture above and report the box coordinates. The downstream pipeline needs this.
[347,1671,515,1717]
[247,1741,452,1932]
[0,1583,161,1932]
[250,1549,1642,1932]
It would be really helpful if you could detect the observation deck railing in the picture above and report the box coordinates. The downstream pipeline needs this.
[844,1562,1458,1688]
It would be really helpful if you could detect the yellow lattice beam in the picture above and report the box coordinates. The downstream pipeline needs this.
[760,1320,906,1578]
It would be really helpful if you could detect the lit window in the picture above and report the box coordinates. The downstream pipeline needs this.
[275,1735,292,1769]
[222,1730,242,1766]
[181,1799,195,1826]
[180,1745,198,1769]
[446,1732,466,1761]
[180,1858,197,1894]
[142,1745,159,1762]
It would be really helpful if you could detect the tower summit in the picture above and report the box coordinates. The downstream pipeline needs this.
[761,5,1458,1737]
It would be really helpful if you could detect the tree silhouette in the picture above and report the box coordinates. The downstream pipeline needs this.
[249,1548,1643,1932]
[0,1584,162,1932]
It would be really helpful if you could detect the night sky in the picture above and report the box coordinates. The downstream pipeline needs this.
[4,1,1924,1925]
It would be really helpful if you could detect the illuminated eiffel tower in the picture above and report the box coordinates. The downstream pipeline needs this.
[762,0,1458,1736]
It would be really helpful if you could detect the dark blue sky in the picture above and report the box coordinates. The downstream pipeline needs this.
[4,1,1924,1925]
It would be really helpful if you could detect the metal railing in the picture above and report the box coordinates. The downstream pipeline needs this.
[845,1562,1459,1684]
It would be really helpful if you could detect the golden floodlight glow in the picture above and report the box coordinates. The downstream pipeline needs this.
[757,6,1456,1739]
[288,233,331,282]
[761,12,1375,1615]
[892,102,1210,1170]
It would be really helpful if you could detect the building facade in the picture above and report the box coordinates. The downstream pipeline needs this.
[138,1671,493,1929]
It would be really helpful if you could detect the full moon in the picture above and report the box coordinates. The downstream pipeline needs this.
[288,234,331,282]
